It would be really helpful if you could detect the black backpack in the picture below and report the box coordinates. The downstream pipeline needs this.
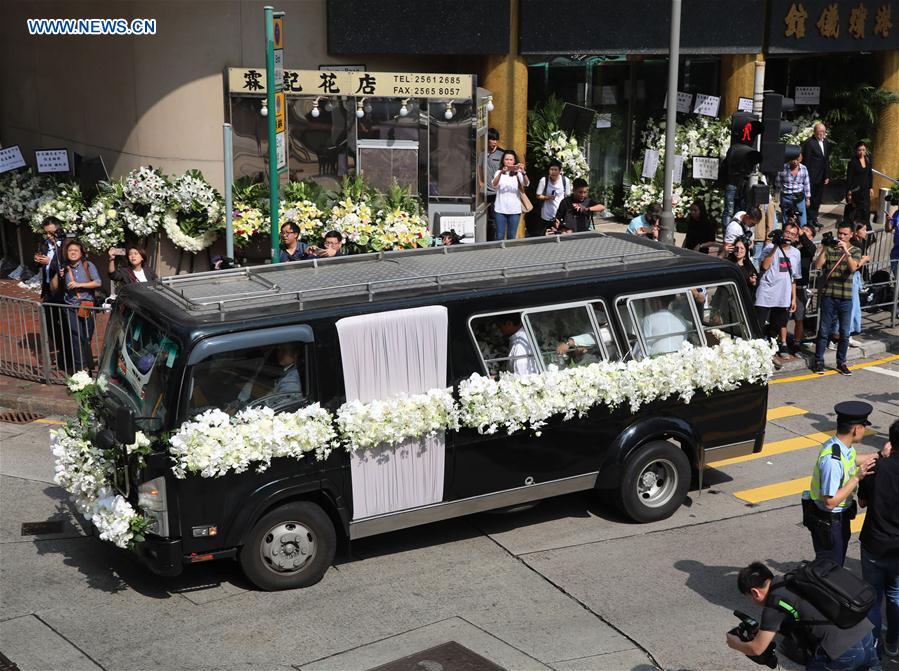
[772,557,876,629]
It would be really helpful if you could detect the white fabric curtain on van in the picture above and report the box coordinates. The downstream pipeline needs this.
[336,306,448,519]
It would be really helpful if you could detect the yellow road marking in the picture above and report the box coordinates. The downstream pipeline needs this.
[851,512,866,534]
[766,406,808,421]
[771,354,899,385]
[734,477,810,504]
[708,429,876,469]
[33,418,66,425]
[707,432,830,468]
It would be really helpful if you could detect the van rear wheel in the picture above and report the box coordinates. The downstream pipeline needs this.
[617,441,690,523]
[239,501,336,591]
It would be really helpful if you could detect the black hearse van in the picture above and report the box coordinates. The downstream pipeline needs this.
[96,233,767,590]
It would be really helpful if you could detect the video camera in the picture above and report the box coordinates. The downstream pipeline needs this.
[821,231,839,248]
[729,611,777,669]
[738,230,754,250]
[770,229,786,246]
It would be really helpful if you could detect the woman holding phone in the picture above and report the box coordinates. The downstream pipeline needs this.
[51,239,101,372]
[491,150,529,240]
[108,245,157,285]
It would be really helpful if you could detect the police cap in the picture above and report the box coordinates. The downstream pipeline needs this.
[834,400,873,427]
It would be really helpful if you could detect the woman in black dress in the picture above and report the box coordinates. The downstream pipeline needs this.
[845,140,873,227]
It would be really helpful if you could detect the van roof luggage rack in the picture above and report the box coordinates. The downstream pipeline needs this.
[156,233,676,315]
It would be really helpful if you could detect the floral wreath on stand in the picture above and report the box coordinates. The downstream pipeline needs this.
[117,167,170,239]
[0,171,57,226]
[76,185,125,253]
[28,182,85,233]
[542,130,590,181]
[163,170,224,253]
[51,333,776,552]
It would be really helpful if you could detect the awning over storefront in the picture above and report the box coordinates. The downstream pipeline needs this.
[519,0,766,55]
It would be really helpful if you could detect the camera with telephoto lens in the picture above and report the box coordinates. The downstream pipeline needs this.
[770,229,786,246]
[730,611,777,669]
[821,231,839,247]
[738,230,754,250]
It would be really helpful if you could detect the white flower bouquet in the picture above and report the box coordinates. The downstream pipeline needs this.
[28,182,85,232]
[118,167,171,238]
[0,171,57,225]
[163,169,224,252]
[76,187,125,253]
[543,130,590,180]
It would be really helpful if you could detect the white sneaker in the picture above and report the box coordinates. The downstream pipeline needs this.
[848,337,863,347]
[828,341,837,350]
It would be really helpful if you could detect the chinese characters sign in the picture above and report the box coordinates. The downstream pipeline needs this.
[0,146,27,174]
[35,149,70,174]
[771,0,897,51]
[228,68,474,99]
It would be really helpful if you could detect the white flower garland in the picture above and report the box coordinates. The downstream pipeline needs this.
[52,335,776,549]
[119,167,170,237]
[77,190,125,253]
[168,405,338,479]
[163,171,223,252]
[543,130,590,180]
[336,388,458,452]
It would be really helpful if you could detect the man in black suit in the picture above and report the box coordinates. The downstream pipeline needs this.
[801,122,832,228]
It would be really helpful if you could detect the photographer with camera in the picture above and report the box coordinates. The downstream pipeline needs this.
[727,561,878,670]
[724,208,762,245]
[755,226,801,365]
[813,223,863,376]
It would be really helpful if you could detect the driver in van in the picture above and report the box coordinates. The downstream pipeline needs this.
[642,296,689,356]
[496,315,538,376]
[232,343,303,410]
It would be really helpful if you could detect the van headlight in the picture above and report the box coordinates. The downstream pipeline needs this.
[138,476,169,537]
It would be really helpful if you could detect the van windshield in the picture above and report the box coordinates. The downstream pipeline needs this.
[99,306,180,428]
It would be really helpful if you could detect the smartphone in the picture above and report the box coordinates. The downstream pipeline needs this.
[111,247,126,256]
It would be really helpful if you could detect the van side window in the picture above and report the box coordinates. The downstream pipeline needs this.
[699,284,751,342]
[189,342,309,415]
[590,302,620,361]
[627,291,703,357]
[523,305,605,368]
[470,312,539,377]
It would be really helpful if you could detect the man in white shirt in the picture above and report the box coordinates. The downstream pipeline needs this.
[724,208,762,244]
[497,315,538,375]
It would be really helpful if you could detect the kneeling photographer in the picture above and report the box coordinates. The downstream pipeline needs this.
[727,561,878,670]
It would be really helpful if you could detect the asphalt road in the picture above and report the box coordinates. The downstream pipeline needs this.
[1,354,898,671]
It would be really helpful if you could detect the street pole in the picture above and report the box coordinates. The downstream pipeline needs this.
[264,6,279,263]
[223,123,234,261]
[659,0,682,246]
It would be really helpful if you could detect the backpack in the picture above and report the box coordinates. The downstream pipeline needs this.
[772,557,876,629]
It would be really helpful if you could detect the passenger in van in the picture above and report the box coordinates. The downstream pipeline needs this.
[496,315,538,376]
[642,296,690,356]
[555,333,601,366]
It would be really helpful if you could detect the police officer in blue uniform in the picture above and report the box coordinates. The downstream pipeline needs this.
[802,401,879,566]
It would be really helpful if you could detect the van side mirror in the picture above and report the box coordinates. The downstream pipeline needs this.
[115,406,136,446]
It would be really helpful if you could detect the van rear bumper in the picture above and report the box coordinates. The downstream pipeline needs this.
[134,536,184,577]
[704,436,762,463]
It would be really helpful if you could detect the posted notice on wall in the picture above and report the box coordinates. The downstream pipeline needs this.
[671,155,685,184]
[693,94,721,117]
[0,146,26,174]
[642,149,660,179]
[664,91,693,114]
[692,156,720,181]
[795,86,820,106]
[35,149,70,174]
[738,97,754,113]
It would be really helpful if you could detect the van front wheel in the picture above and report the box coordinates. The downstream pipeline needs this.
[239,501,336,591]
[617,441,690,523]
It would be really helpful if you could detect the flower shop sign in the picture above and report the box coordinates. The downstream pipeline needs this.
[228,68,474,99]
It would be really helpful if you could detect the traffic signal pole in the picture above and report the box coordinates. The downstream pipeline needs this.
[659,0,682,246]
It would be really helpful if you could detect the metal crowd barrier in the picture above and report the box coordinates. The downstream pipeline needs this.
[0,295,111,384]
